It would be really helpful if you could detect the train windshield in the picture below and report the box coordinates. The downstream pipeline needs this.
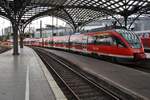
[116,29,141,48]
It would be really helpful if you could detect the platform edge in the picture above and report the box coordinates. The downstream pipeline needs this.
[32,49,67,100]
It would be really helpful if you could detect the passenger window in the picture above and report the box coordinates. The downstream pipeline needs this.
[88,36,96,44]
[76,38,82,45]
[95,35,113,46]
[82,36,88,44]
[105,37,113,45]
[49,41,53,44]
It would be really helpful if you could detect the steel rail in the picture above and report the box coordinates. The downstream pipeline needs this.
[35,49,80,100]
[34,48,121,100]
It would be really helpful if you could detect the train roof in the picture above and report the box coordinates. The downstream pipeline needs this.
[81,25,127,34]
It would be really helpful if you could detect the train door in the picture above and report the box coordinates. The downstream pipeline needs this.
[110,36,128,57]
[82,35,88,53]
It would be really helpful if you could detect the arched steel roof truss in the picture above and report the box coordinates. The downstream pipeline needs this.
[0,0,150,30]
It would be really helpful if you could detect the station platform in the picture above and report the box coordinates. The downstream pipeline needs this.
[145,53,150,59]
[44,48,150,100]
[0,47,66,100]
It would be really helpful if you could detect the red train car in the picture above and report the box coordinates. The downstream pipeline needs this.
[24,28,146,62]
[141,33,150,48]
[135,31,150,51]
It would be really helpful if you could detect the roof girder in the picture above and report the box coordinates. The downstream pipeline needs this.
[0,0,150,30]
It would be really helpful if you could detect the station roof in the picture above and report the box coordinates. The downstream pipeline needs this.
[0,0,150,29]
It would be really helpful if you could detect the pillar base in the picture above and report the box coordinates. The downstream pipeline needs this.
[13,53,20,55]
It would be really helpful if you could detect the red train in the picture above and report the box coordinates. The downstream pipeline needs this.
[140,33,150,49]
[135,31,150,52]
[24,28,146,62]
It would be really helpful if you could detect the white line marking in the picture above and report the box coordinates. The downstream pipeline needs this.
[33,51,67,100]
[25,65,29,100]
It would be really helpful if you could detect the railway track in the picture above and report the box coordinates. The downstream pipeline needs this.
[0,47,11,54]
[47,47,150,73]
[33,47,121,100]
[35,47,150,74]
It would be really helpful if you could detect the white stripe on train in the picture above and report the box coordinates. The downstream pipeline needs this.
[53,46,134,59]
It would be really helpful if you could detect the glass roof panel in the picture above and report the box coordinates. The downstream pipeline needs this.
[0,0,150,28]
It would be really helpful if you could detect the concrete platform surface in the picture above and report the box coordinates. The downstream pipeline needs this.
[145,53,150,59]
[0,47,66,100]
[44,48,150,100]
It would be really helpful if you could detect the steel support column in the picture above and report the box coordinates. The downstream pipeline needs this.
[20,34,24,48]
[19,27,25,48]
[12,21,19,55]
[124,16,128,29]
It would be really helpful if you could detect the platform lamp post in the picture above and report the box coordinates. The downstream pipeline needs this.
[52,15,54,36]
[40,20,44,47]
[2,21,5,41]
[56,17,58,36]
[68,26,72,51]
[2,29,4,41]
[29,23,31,37]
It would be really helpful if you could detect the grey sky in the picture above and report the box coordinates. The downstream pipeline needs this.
[0,16,67,35]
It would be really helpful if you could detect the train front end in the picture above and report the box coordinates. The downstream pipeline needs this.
[116,29,146,61]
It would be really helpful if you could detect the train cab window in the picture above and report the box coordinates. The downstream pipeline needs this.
[112,36,127,48]
[116,29,141,48]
